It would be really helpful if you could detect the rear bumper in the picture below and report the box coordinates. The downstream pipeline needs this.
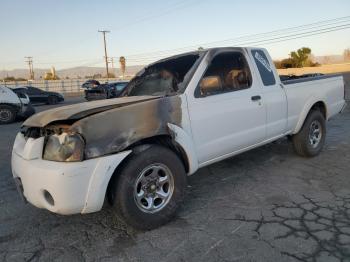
[85,93,107,100]
[84,89,109,100]
[85,95,106,101]
[11,133,131,215]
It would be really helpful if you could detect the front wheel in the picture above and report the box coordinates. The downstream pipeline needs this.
[292,110,326,157]
[47,96,58,105]
[110,145,187,230]
[0,105,17,124]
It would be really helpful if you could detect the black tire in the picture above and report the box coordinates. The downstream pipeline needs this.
[110,145,187,230]
[0,105,17,124]
[292,110,326,157]
[47,96,58,105]
[21,104,35,119]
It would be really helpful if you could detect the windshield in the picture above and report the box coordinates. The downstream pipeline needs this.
[115,83,128,91]
[123,53,203,97]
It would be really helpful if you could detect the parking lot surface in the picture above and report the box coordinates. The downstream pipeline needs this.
[1,78,350,262]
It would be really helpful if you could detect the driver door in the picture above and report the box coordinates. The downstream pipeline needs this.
[26,87,44,103]
[187,51,266,164]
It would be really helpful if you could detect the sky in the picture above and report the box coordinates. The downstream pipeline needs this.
[1,0,350,70]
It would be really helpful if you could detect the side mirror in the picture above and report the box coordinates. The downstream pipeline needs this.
[199,76,222,96]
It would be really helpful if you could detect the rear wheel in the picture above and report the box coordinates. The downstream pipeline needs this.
[292,110,326,157]
[109,145,187,230]
[0,105,17,124]
[47,96,58,105]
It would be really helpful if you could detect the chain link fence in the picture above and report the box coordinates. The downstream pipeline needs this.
[2,78,120,96]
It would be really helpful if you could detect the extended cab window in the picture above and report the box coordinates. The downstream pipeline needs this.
[197,52,252,97]
[251,49,276,86]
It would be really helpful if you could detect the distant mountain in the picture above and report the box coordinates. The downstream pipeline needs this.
[0,68,48,79]
[0,65,144,79]
[57,65,144,79]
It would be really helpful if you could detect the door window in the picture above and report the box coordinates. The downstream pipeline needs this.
[196,52,252,97]
[251,49,276,86]
[27,87,41,94]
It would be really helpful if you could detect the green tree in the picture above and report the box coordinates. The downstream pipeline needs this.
[274,58,294,69]
[290,47,312,67]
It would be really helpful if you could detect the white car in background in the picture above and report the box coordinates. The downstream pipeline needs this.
[0,86,35,124]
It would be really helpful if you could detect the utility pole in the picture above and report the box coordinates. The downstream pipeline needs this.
[98,30,110,78]
[25,56,34,80]
[110,57,114,70]
[109,57,115,77]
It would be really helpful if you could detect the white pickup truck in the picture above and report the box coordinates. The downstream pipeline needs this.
[12,47,346,229]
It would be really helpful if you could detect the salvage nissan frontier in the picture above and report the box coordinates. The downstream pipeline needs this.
[12,47,346,229]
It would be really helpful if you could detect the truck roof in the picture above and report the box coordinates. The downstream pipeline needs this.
[148,47,264,67]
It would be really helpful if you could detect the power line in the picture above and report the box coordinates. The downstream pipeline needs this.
[249,24,350,48]
[28,0,202,63]
[24,56,34,80]
[122,26,350,64]
[226,24,350,47]
[122,16,350,61]
[35,58,98,65]
[4,16,350,69]
[110,0,203,32]
[17,20,350,68]
[123,24,350,64]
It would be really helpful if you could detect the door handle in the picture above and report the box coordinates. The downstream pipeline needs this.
[251,95,261,101]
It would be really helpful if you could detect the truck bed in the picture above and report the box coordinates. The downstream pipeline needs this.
[281,73,342,85]
[281,73,345,134]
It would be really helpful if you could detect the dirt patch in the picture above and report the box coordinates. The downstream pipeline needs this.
[277,63,350,75]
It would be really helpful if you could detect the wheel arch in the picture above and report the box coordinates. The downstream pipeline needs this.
[293,100,327,134]
[0,103,21,112]
[105,129,198,205]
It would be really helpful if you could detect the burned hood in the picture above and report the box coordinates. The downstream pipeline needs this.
[23,95,160,127]
[70,95,183,159]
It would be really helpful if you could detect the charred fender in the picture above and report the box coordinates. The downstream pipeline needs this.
[69,96,183,159]
[167,123,198,175]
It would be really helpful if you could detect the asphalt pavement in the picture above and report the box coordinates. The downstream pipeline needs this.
[0,75,350,262]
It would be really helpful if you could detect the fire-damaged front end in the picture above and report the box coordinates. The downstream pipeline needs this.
[20,95,182,160]
[11,50,204,215]
[11,96,183,214]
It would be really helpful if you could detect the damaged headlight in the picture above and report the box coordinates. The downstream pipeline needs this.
[43,132,84,162]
